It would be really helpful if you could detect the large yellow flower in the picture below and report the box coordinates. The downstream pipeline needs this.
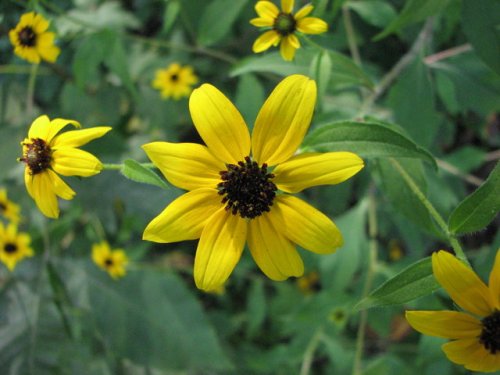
[92,241,128,279]
[19,115,111,219]
[250,0,328,61]
[0,189,21,224]
[0,222,33,271]
[406,250,500,373]
[152,63,198,100]
[142,75,364,291]
[9,12,60,64]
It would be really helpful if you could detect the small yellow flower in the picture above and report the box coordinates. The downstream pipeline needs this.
[9,12,60,64]
[0,189,21,224]
[142,75,364,292]
[92,241,128,279]
[19,115,111,219]
[152,63,199,100]
[406,250,500,373]
[0,222,33,271]
[250,0,328,61]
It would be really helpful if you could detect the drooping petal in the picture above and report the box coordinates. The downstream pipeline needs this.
[432,250,494,317]
[47,169,75,200]
[31,172,59,218]
[273,195,342,253]
[248,210,304,280]
[24,169,34,198]
[143,188,222,243]
[51,147,103,177]
[51,127,112,148]
[279,35,298,61]
[252,75,316,166]
[296,17,328,34]
[250,17,275,28]
[142,142,223,191]
[281,0,294,14]
[489,249,500,309]
[405,310,482,339]
[295,4,314,20]
[194,208,247,291]
[442,339,500,373]
[28,115,80,143]
[252,30,281,53]
[273,152,364,193]
[254,1,279,21]
[189,84,251,164]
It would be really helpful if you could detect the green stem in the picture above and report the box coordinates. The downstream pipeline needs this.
[26,63,38,115]
[390,158,469,264]
[102,162,155,170]
[299,328,323,375]
[342,5,362,67]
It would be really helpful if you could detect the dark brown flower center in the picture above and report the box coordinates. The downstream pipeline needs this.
[274,12,296,36]
[217,156,277,219]
[18,26,37,47]
[104,258,114,268]
[0,202,6,212]
[170,73,179,82]
[4,243,18,254]
[20,138,52,175]
[479,310,500,354]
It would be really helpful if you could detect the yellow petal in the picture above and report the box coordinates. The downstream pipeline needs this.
[252,75,316,166]
[296,17,328,34]
[273,152,364,193]
[24,168,34,198]
[295,4,314,20]
[194,208,247,291]
[250,17,275,28]
[281,0,294,13]
[489,248,500,309]
[51,127,112,148]
[279,35,298,61]
[248,211,304,280]
[189,84,250,164]
[432,250,494,317]
[274,195,342,253]
[254,1,279,21]
[142,142,223,191]
[32,13,50,33]
[405,310,482,339]
[143,188,222,243]
[51,147,103,177]
[28,116,80,143]
[31,172,59,218]
[252,30,281,53]
[442,339,500,373]
[47,169,75,200]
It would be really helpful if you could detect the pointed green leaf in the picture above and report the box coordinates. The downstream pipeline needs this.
[121,159,170,189]
[449,162,500,235]
[354,257,440,310]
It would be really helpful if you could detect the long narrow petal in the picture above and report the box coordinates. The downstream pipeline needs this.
[31,173,59,218]
[432,250,494,317]
[189,84,250,164]
[252,30,281,53]
[489,249,500,309]
[51,147,103,177]
[281,0,294,13]
[295,4,314,20]
[442,339,499,373]
[273,152,364,193]
[24,169,34,198]
[248,211,304,280]
[296,17,328,34]
[142,142,224,191]
[29,116,80,143]
[405,311,482,339]
[250,17,275,28]
[279,35,298,61]
[51,127,112,148]
[143,188,222,243]
[47,169,75,200]
[194,208,247,291]
[254,1,279,20]
[273,195,342,253]
[252,75,316,166]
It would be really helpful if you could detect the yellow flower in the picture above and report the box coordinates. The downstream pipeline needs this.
[142,75,364,292]
[152,63,199,100]
[250,0,328,61]
[9,12,60,64]
[92,241,128,279]
[0,222,33,271]
[19,115,111,219]
[0,189,21,224]
[406,250,500,373]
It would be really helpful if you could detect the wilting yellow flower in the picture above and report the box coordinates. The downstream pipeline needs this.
[0,222,33,271]
[142,75,364,292]
[152,63,198,100]
[0,189,21,224]
[92,241,128,279]
[406,250,500,373]
[250,0,328,61]
[19,115,111,219]
[9,12,60,64]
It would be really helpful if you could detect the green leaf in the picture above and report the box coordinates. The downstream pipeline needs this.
[354,257,440,310]
[162,0,181,34]
[235,74,265,130]
[449,162,500,235]
[347,1,397,29]
[197,0,248,46]
[462,0,500,75]
[120,159,170,189]
[230,52,310,77]
[310,50,333,109]
[246,279,266,338]
[303,120,436,167]
[374,0,451,40]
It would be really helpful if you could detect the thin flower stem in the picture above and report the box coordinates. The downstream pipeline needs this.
[26,63,38,115]
[299,328,323,375]
[389,158,469,264]
[352,192,378,375]
[424,44,472,65]
[101,162,155,170]
[437,159,483,187]
[342,5,362,67]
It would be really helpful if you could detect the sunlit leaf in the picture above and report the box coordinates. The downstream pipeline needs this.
[121,159,170,189]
